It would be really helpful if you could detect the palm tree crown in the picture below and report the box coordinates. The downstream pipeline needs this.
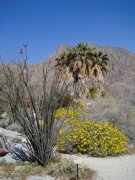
[56,42,109,79]
[55,42,109,98]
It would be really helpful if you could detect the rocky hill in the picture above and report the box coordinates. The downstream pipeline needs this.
[29,44,135,102]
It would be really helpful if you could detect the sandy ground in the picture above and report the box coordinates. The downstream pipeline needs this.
[62,154,135,180]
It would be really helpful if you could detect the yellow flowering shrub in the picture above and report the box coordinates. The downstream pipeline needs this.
[57,120,128,157]
[55,100,85,122]
[38,100,85,128]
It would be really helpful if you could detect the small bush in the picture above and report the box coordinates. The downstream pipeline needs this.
[57,120,128,157]
[55,100,86,123]
[58,93,74,108]
[86,87,99,99]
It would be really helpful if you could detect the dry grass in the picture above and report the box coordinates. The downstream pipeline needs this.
[86,91,135,145]
[47,154,95,179]
[127,147,135,155]
[0,162,45,179]
[0,155,95,180]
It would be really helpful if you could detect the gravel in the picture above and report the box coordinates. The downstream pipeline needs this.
[26,175,55,180]
[62,154,135,180]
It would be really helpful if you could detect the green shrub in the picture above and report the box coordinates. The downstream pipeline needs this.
[86,87,99,99]
[59,93,74,108]
[0,119,6,128]
[57,120,128,157]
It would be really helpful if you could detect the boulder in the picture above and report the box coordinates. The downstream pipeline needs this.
[0,127,23,150]
[0,152,16,163]
[0,148,9,157]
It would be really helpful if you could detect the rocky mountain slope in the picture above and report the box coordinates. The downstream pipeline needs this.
[29,44,135,84]
[29,44,135,104]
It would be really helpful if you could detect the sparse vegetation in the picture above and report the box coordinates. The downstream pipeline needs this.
[58,93,74,108]
[127,146,135,155]
[86,94,135,144]
[0,156,95,180]
[48,157,95,179]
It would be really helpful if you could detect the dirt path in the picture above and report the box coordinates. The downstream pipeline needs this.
[62,154,135,180]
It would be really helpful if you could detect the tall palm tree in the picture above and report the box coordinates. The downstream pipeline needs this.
[68,43,96,79]
[55,42,109,98]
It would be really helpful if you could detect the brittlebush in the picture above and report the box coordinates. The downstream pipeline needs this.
[56,103,128,157]
[40,100,128,157]
[55,100,85,122]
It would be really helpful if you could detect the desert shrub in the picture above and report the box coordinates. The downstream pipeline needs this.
[86,94,135,144]
[0,46,71,166]
[55,100,85,122]
[57,120,128,157]
[86,87,99,99]
[58,93,74,108]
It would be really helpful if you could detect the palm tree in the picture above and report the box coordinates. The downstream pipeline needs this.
[68,43,95,79]
[55,42,109,98]
[88,51,109,84]
[91,51,109,74]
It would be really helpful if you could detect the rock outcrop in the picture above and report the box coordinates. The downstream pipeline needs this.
[0,128,23,150]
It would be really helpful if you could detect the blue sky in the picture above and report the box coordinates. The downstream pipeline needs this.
[0,0,135,64]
